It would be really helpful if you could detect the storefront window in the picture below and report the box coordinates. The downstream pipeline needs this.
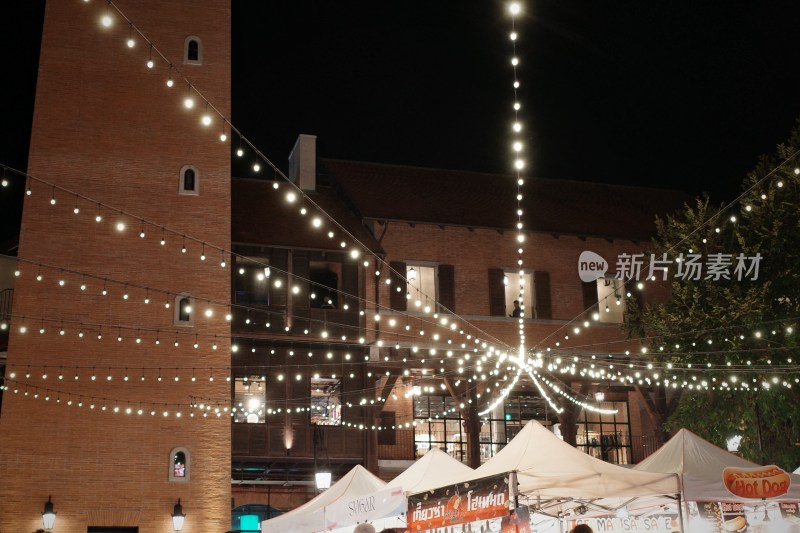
[311,377,342,425]
[575,401,632,464]
[413,395,465,461]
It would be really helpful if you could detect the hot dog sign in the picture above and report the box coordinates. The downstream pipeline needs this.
[722,465,791,499]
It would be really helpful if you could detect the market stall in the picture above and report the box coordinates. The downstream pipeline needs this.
[405,421,681,533]
[634,429,800,532]
[261,464,397,533]
[387,445,475,494]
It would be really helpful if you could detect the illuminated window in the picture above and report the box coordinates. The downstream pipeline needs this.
[406,264,436,310]
[179,165,199,195]
[596,278,626,323]
[169,446,190,482]
[503,271,532,318]
[233,376,266,424]
[413,394,466,462]
[575,401,632,464]
[311,377,341,426]
[184,36,202,64]
[174,293,193,326]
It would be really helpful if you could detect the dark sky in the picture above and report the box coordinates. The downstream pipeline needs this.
[3,1,800,242]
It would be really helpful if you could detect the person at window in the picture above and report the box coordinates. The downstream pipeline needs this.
[510,300,522,317]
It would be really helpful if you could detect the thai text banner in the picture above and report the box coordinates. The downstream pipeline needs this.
[407,474,509,531]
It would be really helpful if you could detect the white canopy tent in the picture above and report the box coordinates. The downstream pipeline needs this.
[466,420,679,500]
[634,428,800,502]
[261,465,388,533]
[387,446,475,494]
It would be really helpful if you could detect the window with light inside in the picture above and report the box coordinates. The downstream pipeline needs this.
[233,376,266,423]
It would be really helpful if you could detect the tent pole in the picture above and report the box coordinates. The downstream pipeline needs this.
[511,471,519,509]
[676,492,686,533]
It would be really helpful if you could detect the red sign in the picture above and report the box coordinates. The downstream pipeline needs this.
[407,474,509,531]
[722,465,791,499]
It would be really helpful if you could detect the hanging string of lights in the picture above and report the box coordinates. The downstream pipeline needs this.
[508,2,528,363]
[1,164,514,358]
[56,0,512,355]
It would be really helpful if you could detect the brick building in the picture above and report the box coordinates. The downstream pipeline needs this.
[0,1,232,532]
[0,1,689,531]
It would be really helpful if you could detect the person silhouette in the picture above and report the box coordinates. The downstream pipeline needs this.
[510,300,522,317]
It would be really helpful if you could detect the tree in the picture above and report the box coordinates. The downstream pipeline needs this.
[627,119,800,469]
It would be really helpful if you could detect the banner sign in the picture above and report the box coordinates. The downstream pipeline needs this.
[722,465,791,499]
[689,501,800,532]
[568,515,679,533]
[407,474,509,531]
[501,506,531,533]
[324,486,406,530]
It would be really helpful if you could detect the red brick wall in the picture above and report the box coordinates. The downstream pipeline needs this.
[0,1,231,532]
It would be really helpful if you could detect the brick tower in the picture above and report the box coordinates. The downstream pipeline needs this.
[0,1,231,532]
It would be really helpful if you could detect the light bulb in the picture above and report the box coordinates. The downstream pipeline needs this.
[253,163,261,172]
[236,148,244,157]
[146,58,154,69]
[184,97,194,109]
[127,38,135,48]
[166,78,174,88]
[219,132,227,142]
[509,3,521,15]
[101,15,112,27]
[201,114,212,126]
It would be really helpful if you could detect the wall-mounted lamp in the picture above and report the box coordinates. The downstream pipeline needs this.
[42,496,56,531]
[594,391,605,402]
[172,498,186,531]
[407,267,417,282]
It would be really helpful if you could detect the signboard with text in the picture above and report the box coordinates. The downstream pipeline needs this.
[407,474,509,531]
[568,515,679,533]
[325,486,406,530]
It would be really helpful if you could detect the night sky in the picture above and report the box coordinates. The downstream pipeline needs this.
[2,1,800,242]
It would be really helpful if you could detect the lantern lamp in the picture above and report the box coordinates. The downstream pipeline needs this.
[172,498,186,531]
[315,471,332,490]
[42,496,56,531]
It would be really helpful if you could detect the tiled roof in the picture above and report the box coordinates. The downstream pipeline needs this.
[232,178,384,253]
[320,159,692,242]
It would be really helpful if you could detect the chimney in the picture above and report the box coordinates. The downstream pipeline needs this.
[288,134,317,192]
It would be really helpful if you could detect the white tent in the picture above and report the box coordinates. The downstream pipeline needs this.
[634,428,800,502]
[261,465,388,533]
[387,446,475,494]
[466,420,679,499]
